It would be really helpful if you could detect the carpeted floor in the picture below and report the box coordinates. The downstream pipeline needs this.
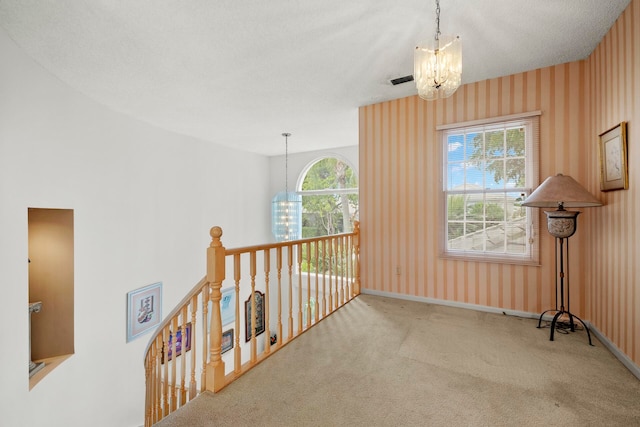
[155,294,640,426]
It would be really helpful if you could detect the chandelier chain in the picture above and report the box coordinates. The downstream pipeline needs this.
[435,0,441,41]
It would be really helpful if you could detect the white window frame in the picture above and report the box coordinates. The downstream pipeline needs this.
[438,112,541,264]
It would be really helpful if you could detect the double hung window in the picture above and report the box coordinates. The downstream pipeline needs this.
[441,113,539,263]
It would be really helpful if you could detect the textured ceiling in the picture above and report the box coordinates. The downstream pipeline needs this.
[0,0,631,155]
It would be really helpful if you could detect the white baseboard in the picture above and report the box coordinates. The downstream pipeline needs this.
[588,323,640,380]
[360,289,640,381]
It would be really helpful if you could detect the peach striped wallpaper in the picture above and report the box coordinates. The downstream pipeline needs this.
[587,0,639,367]
[359,0,639,367]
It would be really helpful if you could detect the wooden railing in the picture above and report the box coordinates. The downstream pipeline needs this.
[143,222,360,426]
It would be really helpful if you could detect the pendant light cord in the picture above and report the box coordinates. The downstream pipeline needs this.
[282,132,291,194]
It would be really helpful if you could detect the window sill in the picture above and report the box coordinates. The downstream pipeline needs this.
[440,252,540,266]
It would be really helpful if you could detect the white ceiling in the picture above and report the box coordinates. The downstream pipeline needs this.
[0,0,631,156]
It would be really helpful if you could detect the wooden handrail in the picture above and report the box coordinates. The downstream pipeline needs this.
[142,276,207,362]
[143,222,360,426]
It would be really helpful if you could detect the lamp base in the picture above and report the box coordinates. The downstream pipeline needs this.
[537,308,593,346]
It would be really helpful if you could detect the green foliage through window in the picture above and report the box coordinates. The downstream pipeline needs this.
[301,158,358,238]
[299,158,359,273]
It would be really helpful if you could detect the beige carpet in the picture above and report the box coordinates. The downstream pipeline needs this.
[155,294,640,426]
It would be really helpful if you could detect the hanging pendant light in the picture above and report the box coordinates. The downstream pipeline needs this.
[414,0,462,101]
[271,133,302,242]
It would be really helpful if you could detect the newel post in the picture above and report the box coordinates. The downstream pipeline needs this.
[353,221,361,295]
[206,226,226,392]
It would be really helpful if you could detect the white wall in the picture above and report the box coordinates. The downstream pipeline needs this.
[0,27,271,427]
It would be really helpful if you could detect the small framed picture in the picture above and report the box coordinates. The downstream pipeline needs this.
[222,328,234,354]
[162,322,192,364]
[126,282,162,342]
[599,122,628,191]
[220,287,235,326]
[245,290,265,342]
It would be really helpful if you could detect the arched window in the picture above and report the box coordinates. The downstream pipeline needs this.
[298,157,358,237]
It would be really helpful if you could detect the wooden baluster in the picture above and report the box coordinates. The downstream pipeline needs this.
[162,326,169,416]
[189,295,197,399]
[144,350,152,426]
[200,284,209,391]
[155,334,162,423]
[297,243,303,333]
[250,251,257,363]
[276,246,283,346]
[180,307,188,406]
[353,221,360,296]
[264,249,271,354]
[287,245,294,340]
[321,238,327,318]
[328,236,333,313]
[170,317,178,412]
[336,237,341,309]
[340,235,346,305]
[205,226,226,393]
[306,242,311,328]
[234,254,242,375]
[346,235,352,300]
[314,240,319,323]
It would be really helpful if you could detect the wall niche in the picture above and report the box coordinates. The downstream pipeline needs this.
[28,208,74,388]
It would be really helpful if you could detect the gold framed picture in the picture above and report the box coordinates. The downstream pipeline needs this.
[599,122,628,191]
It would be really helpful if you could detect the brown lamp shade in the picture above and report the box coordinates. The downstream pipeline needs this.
[522,174,603,209]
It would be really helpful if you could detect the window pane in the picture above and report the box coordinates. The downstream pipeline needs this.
[505,158,525,188]
[448,223,464,244]
[485,223,504,252]
[466,199,484,221]
[301,158,358,191]
[485,130,505,158]
[506,223,527,254]
[485,159,505,189]
[466,166,484,189]
[447,195,466,221]
[465,133,478,161]
[446,163,465,190]
[447,134,465,162]
[507,192,526,220]
[506,127,525,157]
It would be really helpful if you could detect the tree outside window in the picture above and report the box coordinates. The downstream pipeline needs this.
[300,158,358,238]
[299,157,358,274]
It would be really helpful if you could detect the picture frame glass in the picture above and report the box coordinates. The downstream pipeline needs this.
[245,291,265,342]
[127,282,162,342]
[599,122,628,191]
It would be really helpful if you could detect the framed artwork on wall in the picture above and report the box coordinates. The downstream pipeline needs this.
[126,282,162,342]
[245,290,265,342]
[162,322,192,364]
[220,287,235,326]
[222,328,234,354]
[599,122,628,191]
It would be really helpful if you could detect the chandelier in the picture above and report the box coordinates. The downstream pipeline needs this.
[271,133,302,242]
[414,0,462,100]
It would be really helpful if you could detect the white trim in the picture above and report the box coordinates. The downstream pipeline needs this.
[361,289,640,381]
[436,110,542,131]
[296,153,358,192]
[361,288,538,319]
[299,188,358,196]
[589,323,640,380]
